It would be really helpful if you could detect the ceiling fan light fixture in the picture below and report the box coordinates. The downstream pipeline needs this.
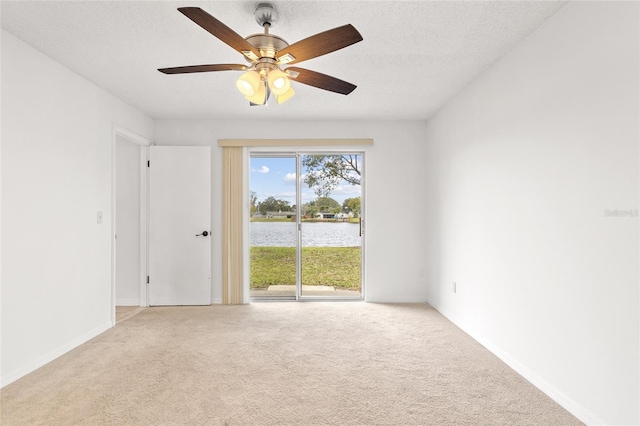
[267,69,291,96]
[236,71,261,96]
[245,80,267,105]
[276,86,295,104]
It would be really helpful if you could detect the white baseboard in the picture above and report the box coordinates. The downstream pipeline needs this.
[0,321,112,388]
[424,297,603,426]
[116,298,140,306]
[211,298,222,304]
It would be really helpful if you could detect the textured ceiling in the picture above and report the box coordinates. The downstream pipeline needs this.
[1,1,567,121]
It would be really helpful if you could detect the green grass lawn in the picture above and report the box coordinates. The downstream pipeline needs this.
[250,246,361,290]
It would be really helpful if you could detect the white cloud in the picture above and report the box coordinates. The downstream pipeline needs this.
[252,165,269,174]
[283,172,297,184]
[275,191,296,201]
[333,184,361,196]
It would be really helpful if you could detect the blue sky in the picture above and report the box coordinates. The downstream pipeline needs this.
[250,156,361,207]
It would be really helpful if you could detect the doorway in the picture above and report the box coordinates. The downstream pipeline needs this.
[111,125,150,325]
[115,135,142,307]
[249,153,364,300]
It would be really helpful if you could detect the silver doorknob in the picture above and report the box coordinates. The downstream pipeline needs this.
[196,231,209,237]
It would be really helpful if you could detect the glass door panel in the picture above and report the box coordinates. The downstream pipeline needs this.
[249,156,297,299]
[300,154,362,298]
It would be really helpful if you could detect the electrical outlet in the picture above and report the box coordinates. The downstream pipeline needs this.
[452,281,457,293]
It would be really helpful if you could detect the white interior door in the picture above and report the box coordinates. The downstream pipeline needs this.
[148,146,211,305]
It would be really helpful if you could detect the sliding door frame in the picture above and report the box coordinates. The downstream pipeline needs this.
[248,149,366,301]
[219,139,372,304]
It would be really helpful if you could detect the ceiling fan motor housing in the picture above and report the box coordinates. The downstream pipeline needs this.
[245,33,289,60]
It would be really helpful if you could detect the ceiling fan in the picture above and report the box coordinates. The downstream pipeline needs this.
[158,3,363,105]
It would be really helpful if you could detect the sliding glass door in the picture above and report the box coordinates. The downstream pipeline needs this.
[250,153,363,300]
[299,154,362,297]
[249,156,297,299]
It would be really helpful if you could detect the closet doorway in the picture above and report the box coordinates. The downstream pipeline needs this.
[111,125,150,325]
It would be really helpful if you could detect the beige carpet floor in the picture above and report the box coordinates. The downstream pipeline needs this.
[115,306,145,324]
[1,303,582,425]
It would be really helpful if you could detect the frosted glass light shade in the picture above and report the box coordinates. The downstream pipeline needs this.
[276,86,295,104]
[236,71,261,96]
[267,69,291,96]
[245,81,267,105]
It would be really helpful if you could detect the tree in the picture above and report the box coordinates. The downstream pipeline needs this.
[315,196,340,212]
[301,197,339,216]
[302,155,360,197]
[250,191,258,215]
[257,196,291,214]
[342,197,361,217]
[301,201,317,217]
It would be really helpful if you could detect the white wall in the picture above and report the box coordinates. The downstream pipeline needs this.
[115,136,141,306]
[153,119,429,304]
[423,2,639,425]
[1,31,153,386]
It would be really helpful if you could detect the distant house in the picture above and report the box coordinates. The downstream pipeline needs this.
[314,212,336,219]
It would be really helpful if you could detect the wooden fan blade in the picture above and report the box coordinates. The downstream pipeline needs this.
[178,7,260,58]
[287,67,357,95]
[158,64,247,74]
[276,24,362,65]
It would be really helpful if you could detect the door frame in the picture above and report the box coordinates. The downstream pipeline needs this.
[111,124,151,326]
[247,149,366,301]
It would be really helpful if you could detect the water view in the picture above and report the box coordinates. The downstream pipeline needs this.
[250,221,361,247]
